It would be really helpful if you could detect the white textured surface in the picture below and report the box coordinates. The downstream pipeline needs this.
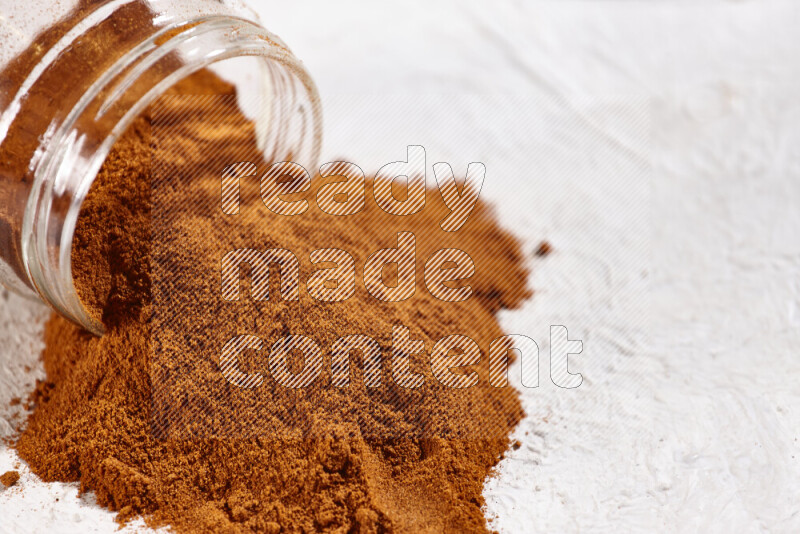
[2,1,800,533]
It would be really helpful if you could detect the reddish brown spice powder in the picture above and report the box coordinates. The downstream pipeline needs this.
[534,241,553,258]
[15,70,531,533]
[0,470,20,488]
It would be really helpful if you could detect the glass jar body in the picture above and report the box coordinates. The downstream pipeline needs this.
[0,0,322,334]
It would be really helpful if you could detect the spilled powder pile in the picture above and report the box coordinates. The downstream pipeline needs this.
[15,70,531,533]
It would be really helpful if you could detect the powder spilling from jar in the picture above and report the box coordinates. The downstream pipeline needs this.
[15,70,531,533]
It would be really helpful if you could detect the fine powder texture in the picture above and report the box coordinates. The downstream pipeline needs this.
[0,470,20,488]
[16,70,531,533]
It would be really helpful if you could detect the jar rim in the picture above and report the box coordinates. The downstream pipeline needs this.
[21,14,322,335]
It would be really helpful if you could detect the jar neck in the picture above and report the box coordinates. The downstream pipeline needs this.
[22,13,321,335]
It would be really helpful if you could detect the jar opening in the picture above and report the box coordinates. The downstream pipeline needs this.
[20,15,321,335]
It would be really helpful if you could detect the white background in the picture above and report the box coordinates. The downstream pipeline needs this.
[2,1,800,532]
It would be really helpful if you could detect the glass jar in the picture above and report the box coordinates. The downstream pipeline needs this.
[0,0,322,334]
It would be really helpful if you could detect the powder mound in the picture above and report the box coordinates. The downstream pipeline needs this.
[16,70,531,533]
